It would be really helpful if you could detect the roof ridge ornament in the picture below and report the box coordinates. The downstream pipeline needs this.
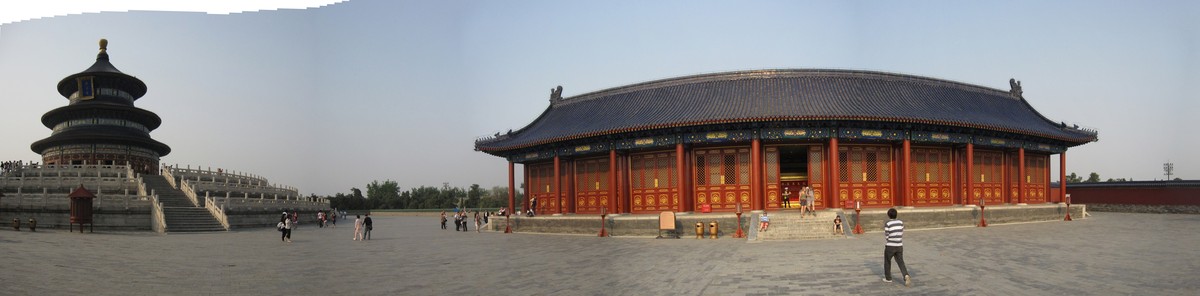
[99,38,108,52]
[550,85,563,104]
[1009,78,1023,98]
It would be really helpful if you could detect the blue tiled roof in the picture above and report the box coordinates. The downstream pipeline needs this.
[476,69,1098,152]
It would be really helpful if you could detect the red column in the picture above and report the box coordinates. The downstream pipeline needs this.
[1045,155,1052,203]
[1018,148,1026,204]
[829,137,840,208]
[751,138,763,211]
[508,161,515,214]
[554,156,561,214]
[566,160,575,213]
[902,139,911,207]
[1060,151,1067,203]
[676,143,688,213]
[620,154,631,213]
[965,143,974,206]
[1001,152,1009,204]
[609,150,618,214]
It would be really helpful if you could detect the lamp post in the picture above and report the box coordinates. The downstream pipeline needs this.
[1064,194,1073,221]
[733,202,746,238]
[598,207,609,237]
[852,200,864,234]
[977,196,988,227]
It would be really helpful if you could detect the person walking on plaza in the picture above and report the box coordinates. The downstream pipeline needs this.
[281,212,293,243]
[882,208,912,287]
[474,211,482,233]
[353,214,364,241]
[279,212,290,243]
[440,210,448,230]
[362,213,373,240]
[531,196,538,216]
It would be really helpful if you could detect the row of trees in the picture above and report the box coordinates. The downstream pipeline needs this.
[325,180,522,211]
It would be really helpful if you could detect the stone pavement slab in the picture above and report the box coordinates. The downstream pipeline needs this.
[1,212,1196,295]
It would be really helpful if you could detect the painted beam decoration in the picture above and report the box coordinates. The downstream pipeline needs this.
[838,128,905,141]
[558,142,612,157]
[685,130,752,144]
[762,128,831,140]
[614,135,679,150]
[1025,142,1065,153]
[909,131,970,144]
[973,136,1025,149]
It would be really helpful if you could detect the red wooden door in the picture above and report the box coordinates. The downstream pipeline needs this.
[693,148,751,212]
[630,152,678,214]
[837,146,893,208]
[911,147,953,206]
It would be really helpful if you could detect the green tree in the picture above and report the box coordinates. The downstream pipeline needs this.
[1066,172,1083,183]
[1086,172,1101,183]
[366,180,401,209]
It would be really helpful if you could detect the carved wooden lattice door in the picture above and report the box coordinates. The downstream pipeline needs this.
[1024,154,1049,203]
[573,157,609,214]
[971,150,1005,205]
[693,148,751,212]
[630,152,678,214]
[528,163,560,214]
[911,147,953,206]
[807,146,825,209]
[765,147,781,210]
[838,146,893,208]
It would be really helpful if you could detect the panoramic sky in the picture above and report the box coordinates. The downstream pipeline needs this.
[1,0,1196,196]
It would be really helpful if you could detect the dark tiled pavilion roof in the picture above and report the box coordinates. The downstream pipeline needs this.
[476,69,1097,153]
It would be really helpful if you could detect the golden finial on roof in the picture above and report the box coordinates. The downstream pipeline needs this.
[99,39,108,52]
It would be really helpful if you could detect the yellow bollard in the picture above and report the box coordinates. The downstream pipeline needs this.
[709,220,718,239]
[695,222,703,239]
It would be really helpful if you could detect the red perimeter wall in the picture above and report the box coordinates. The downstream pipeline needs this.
[1053,181,1200,206]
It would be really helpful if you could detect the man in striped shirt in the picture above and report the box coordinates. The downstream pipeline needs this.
[883,208,912,287]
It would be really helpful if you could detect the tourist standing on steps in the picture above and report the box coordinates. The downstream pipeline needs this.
[805,186,816,217]
[531,196,538,216]
[353,215,364,241]
[798,188,809,217]
[362,213,373,240]
[882,208,912,287]
[758,211,770,232]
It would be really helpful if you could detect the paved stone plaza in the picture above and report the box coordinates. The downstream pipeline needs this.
[2,212,1196,295]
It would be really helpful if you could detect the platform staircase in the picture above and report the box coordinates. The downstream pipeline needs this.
[143,175,226,232]
[755,210,846,241]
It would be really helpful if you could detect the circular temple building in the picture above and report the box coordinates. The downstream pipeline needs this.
[31,40,170,175]
[475,69,1098,214]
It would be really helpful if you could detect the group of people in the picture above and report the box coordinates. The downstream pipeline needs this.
[441,210,484,232]
[352,213,372,240]
[315,210,337,228]
[278,208,376,243]
[1,160,34,175]
[757,211,844,235]
[781,186,818,217]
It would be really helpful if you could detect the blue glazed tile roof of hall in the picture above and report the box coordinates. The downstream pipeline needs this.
[476,69,1098,152]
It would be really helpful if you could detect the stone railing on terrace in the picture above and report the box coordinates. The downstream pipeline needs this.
[0,191,151,211]
[162,164,299,197]
[201,191,329,212]
[163,164,271,186]
[0,163,141,195]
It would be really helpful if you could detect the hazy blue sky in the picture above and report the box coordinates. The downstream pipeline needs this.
[1,0,1196,196]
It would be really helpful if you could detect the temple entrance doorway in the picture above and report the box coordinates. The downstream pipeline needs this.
[777,145,810,210]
